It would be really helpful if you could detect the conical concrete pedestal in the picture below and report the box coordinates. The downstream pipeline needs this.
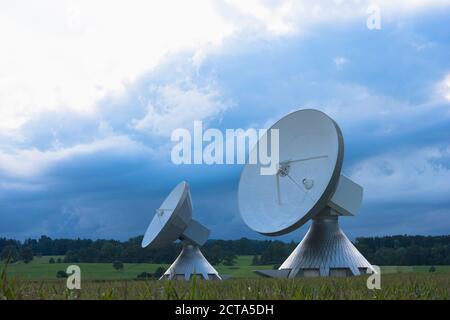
[161,243,221,280]
[256,211,374,278]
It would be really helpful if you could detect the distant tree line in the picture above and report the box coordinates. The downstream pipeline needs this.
[0,238,34,263]
[356,235,450,265]
[2,235,450,266]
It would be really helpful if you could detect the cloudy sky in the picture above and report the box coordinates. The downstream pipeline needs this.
[1,0,450,241]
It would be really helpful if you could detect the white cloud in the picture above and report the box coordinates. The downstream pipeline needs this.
[0,135,150,178]
[306,83,411,123]
[221,0,450,35]
[377,0,450,12]
[349,145,450,203]
[1,0,449,137]
[0,181,43,192]
[131,82,231,137]
[299,81,450,135]
[0,0,234,135]
[221,0,297,35]
[437,74,450,102]
[333,56,348,70]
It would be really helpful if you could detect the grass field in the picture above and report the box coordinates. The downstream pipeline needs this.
[6,256,450,280]
[3,256,450,299]
[2,274,449,300]
[5,256,276,280]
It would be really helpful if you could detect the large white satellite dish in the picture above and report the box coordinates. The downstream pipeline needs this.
[238,109,374,278]
[142,181,221,280]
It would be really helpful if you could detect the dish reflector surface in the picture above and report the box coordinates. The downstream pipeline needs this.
[142,181,192,248]
[238,109,343,236]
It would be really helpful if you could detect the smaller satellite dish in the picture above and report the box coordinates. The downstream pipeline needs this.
[142,181,221,280]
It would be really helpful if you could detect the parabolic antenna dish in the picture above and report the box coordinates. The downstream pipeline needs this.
[142,181,192,248]
[238,108,373,278]
[238,109,344,236]
[141,181,221,280]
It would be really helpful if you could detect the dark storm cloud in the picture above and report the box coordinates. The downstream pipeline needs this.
[1,11,450,240]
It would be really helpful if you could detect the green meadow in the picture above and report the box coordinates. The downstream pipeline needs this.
[5,255,276,280]
[2,256,450,299]
[6,255,450,280]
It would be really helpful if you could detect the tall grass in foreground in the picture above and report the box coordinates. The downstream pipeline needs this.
[1,267,449,300]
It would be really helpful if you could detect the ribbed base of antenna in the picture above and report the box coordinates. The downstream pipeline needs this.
[278,214,373,278]
[161,243,222,280]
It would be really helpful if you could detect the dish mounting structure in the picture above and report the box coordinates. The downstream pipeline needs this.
[238,109,375,278]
